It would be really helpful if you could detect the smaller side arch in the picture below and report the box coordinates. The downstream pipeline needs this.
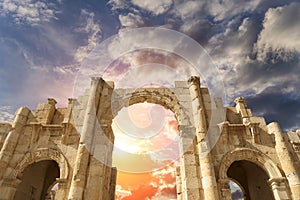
[219,148,283,180]
[11,148,69,180]
[218,148,293,200]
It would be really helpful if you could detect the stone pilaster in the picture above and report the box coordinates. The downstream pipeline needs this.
[0,107,30,181]
[68,78,101,200]
[268,177,292,200]
[268,122,300,200]
[234,97,251,125]
[109,167,117,200]
[35,98,57,124]
[176,166,183,200]
[61,98,74,144]
[54,178,68,200]
[249,122,261,144]
[218,179,231,200]
[179,125,202,200]
[188,76,219,200]
[0,178,21,200]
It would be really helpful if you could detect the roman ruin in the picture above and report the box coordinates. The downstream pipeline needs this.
[0,76,299,200]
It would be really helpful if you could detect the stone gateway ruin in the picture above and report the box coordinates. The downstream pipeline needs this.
[0,77,299,200]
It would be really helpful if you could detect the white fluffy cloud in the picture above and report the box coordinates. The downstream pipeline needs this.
[108,0,129,11]
[206,2,300,106]
[0,0,59,25]
[119,13,144,28]
[0,106,14,123]
[254,2,300,62]
[131,0,173,15]
[205,0,262,21]
[74,9,102,63]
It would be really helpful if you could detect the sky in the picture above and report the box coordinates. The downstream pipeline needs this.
[0,0,300,199]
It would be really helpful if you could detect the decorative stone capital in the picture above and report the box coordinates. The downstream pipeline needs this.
[234,97,246,104]
[67,98,75,104]
[91,77,101,85]
[267,122,282,135]
[47,98,57,105]
[56,178,67,189]
[188,76,200,86]
[268,177,287,189]
[218,178,231,187]
[218,178,231,200]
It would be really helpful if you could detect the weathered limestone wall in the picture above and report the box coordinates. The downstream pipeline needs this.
[0,76,299,200]
[0,78,117,200]
[212,97,300,200]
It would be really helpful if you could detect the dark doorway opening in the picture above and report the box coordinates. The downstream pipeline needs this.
[14,160,60,200]
[227,160,274,200]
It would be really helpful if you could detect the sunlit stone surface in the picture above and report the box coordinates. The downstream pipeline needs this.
[0,77,299,200]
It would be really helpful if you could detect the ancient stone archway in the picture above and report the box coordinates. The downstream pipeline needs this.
[111,87,188,124]
[219,148,292,200]
[72,77,220,199]
[1,148,69,200]
[11,148,68,181]
[1,77,300,200]
[228,160,274,200]
[14,160,59,200]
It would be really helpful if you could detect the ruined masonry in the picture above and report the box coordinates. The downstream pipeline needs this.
[0,77,300,200]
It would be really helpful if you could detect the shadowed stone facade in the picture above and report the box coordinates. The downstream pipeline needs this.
[0,77,299,200]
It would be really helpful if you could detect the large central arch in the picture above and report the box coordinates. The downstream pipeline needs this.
[111,87,188,124]
[107,79,205,199]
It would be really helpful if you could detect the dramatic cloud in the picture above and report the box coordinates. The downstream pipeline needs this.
[116,164,176,200]
[0,0,59,25]
[119,13,144,28]
[204,2,300,130]
[254,2,300,62]
[108,0,130,12]
[205,0,262,21]
[131,0,173,16]
[246,85,300,131]
[1,0,300,199]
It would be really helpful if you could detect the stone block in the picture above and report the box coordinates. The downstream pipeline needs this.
[175,81,188,88]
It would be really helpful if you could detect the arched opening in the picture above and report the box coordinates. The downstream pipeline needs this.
[227,160,274,200]
[14,160,60,200]
[112,102,179,199]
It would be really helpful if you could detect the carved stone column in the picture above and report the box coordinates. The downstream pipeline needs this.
[179,125,202,200]
[54,178,68,200]
[249,122,261,144]
[68,78,101,200]
[268,122,300,200]
[218,179,232,200]
[0,178,21,200]
[0,107,30,181]
[268,177,292,200]
[188,76,219,200]
[176,166,183,200]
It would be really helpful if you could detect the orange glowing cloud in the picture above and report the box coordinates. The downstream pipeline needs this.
[113,103,179,199]
[115,164,177,200]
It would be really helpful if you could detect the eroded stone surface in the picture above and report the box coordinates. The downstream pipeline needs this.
[0,76,299,200]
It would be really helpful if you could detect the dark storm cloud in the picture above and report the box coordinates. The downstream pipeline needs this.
[0,0,299,129]
[247,85,300,131]
[229,53,300,131]
[106,0,300,131]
